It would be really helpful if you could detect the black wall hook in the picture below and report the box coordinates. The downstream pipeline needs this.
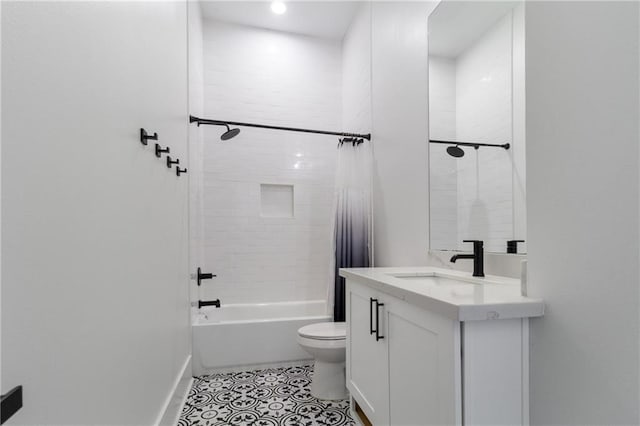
[176,167,187,176]
[140,128,158,145]
[155,144,170,158]
[166,156,180,168]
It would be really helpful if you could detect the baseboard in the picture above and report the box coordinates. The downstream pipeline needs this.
[155,355,193,426]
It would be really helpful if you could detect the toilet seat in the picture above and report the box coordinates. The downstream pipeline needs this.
[298,322,346,341]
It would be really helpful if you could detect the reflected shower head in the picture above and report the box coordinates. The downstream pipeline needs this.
[220,124,241,141]
[447,145,465,158]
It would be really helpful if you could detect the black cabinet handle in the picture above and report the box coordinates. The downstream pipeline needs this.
[369,298,376,335]
[375,301,385,341]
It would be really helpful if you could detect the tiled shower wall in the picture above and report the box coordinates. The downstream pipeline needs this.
[197,20,342,304]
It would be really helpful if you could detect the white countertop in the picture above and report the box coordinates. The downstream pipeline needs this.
[339,267,544,321]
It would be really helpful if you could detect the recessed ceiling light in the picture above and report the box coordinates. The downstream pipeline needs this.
[271,1,287,15]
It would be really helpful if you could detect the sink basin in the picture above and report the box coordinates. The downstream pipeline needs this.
[387,271,506,286]
[391,274,465,286]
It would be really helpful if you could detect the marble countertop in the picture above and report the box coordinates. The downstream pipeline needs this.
[339,267,544,321]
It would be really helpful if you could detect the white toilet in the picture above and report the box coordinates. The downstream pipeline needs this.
[297,321,347,400]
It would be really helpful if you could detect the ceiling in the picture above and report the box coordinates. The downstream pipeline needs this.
[199,1,361,40]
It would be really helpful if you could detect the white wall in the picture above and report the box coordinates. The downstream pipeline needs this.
[198,21,341,304]
[371,1,436,266]
[525,2,639,424]
[1,2,191,424]
[188,1,205,309]
[342,3,372,137]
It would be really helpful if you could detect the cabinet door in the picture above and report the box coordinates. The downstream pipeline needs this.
[386,297,461,426]
[346,281,389,425]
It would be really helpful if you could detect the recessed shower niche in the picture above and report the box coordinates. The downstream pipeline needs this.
[260,184,294,218]
[428,0,526,254]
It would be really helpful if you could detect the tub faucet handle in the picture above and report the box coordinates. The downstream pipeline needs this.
[196,267,216,286]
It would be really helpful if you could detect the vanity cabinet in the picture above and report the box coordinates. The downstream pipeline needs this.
[346,278,531,426]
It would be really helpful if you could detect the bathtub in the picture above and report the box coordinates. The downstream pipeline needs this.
[192,300,331,376]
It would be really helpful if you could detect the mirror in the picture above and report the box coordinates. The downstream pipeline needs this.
[428,1,526,254]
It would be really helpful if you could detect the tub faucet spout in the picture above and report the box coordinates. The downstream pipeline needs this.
[198,299,221,309]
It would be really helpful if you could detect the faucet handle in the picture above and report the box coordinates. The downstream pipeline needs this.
[507,239,525,254]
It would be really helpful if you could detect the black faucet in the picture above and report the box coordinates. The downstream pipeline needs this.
[198,299,221,308]
[507,239,525,254]
[450,240,484,277]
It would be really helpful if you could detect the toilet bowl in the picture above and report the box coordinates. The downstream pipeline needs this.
[297,322,347,400]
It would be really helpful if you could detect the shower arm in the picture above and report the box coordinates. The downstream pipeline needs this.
[189,115,371,141]
[429,139,510,150]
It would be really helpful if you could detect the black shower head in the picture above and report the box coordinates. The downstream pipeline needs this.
[447,145,465,158]
[220,124,240,141]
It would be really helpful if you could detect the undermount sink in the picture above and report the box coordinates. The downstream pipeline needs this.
[390,274,465,286]
[387,270,508,286]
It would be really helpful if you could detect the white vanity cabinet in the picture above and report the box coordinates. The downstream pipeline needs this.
[347,280,460,425]
[343,268,543,426]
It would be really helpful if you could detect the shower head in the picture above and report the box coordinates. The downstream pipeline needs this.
[447,145,465,158]
[220,124,241,141]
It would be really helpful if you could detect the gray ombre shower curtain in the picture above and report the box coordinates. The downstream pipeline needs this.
[329,140,373,322]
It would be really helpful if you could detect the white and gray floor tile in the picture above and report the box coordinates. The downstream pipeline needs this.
[179,364,354,426]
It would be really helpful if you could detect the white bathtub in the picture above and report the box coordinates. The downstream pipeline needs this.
[192,300,331,376]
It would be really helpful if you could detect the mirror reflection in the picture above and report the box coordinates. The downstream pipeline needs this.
[428,1,526,254]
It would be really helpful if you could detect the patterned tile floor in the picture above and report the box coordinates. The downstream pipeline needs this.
[179,364,355,426]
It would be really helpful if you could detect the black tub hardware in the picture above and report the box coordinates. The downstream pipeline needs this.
[220,123,241,141]
[1,385,23,424]
[430,139,510,158]
[155,143,170,158]
[450,240,485,277]
[176,167,187,176]
[447,145,465,158]
[190,115,371,141]
[140,128,158,146]
[196,267,216,286]
[507,240,525,254]
[166,156,180,168]
[375,300,385,341]
[198,299,221,309]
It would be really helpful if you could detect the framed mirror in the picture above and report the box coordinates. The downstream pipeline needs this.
[428,0,526,254]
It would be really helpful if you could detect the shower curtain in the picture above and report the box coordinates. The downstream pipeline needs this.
[330,139,373,322]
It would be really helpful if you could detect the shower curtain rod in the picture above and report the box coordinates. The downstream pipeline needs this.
[189,115,371,141]
[429,139,510,150]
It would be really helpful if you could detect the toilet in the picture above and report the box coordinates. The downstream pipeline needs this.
[297,322,347,400]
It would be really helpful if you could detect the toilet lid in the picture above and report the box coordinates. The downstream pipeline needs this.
[298,322,346,340]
